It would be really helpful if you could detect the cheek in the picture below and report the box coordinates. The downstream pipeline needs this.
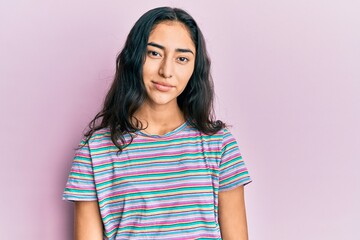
[180,65,195,83]
[142,60,157,79]
[142,65,150,78]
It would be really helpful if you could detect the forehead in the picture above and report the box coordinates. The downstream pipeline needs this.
[148,21,196,52]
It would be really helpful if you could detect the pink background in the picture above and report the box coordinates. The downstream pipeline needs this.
[1,1,359,239]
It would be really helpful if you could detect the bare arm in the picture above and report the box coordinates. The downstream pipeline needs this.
[74,201,103,240]
[218,185,249,240]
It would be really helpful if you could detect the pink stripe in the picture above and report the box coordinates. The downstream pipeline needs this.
[93,149,219,166]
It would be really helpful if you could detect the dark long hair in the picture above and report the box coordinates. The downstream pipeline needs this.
[84,7,225,151]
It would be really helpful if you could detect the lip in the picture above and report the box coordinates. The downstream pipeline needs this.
[152,81,173,87]
[152,81,174,92]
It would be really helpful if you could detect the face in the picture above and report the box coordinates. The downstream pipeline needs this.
[142,21,196,108]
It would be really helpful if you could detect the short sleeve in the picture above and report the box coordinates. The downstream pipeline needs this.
[63,139,97,201]
[219,129,252,192]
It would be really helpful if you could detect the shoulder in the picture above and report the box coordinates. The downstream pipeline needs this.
[213,127,240,151]
[185,121,231,136]
[186,122,236,141]
[88,128,111,141]
[81,128,112,148]
[210,126,235,140]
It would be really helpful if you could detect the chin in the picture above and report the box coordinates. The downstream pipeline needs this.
[146,96,177,107]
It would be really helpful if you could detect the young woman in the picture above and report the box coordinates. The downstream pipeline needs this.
[63,7,252,240]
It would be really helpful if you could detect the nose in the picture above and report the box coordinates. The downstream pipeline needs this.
[159,57,173,78]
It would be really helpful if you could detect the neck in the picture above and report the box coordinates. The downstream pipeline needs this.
[133,101,186,135]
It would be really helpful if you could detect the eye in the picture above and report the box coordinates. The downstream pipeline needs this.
[147,50,161,58]
[177,57,189,63]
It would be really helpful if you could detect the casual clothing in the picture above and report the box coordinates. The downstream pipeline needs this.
[63,121,251,239]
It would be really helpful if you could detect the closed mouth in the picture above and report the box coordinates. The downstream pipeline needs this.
[152,81,174,88]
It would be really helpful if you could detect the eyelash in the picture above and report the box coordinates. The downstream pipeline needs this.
[147,50,189,63]
[147,50,161,57]
[177,57,189,63]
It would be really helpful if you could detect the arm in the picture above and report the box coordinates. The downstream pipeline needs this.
[75,201,103,240]
[218,185,249,240]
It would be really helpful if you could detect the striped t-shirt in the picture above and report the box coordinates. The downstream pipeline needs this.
[63,121,251,239]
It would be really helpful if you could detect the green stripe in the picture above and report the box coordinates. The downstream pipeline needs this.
[220,171,249,185]
[65,188,94,194]
[69,172,93,180]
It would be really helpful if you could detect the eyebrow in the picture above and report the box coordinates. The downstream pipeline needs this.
[147,42,194,55]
